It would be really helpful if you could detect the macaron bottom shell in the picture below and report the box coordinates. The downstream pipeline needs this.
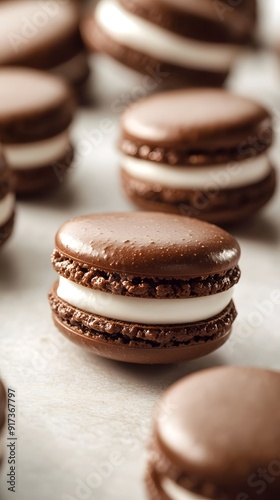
[14,145,74,197]
[121,167,277,225]
[49,282,235,364]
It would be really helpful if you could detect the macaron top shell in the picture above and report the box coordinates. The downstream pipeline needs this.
[0,0,81,67]
[121,89,271,152]
[0,68,75,143]
[55,212,240,278]
[155,366,280,496]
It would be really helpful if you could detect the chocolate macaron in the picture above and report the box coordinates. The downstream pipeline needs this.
[120,88,276,225]
[0,381,5,468]
[0,68,76,196]
[83,0,256,87]
[49,212,240,364]
[0,0,90,95]
[0,148,15,246]
[147,366,280,500]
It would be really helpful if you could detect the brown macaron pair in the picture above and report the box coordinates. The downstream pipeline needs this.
[49,211,241,364]
[120,88,276,225]
[0,68,76,196]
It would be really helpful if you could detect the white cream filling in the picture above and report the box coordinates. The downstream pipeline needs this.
[0,192,15,226]
[4,130,70,170]
[57,276,234,325]
[121,153,271,190]
[161,478,207,500]
[95,0,241,71]
[51,52,89,83]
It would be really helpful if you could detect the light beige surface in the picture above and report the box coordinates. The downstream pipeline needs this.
[0,44,280,500]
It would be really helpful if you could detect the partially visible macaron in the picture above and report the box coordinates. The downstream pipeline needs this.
[147,366,280,500]
[83,0,256,87]
[120,88,276,225]
[0,0,90,96]
[0,148,15,246]
[0,381,6,468]
[49,212,240,364]
[0,68,76,196]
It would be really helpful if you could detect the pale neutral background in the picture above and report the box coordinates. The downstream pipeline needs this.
[1,2,280,499]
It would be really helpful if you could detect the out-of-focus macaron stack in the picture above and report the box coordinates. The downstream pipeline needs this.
[146,367,280,499]
[0,0,90,96]
[83,0,257,87]
[0,68,76,196]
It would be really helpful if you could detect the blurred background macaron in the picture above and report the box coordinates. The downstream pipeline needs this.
[49,212,240,364]
[0,68,76,196]
[120,88,276,225]
[147,366,280,499]
[0,147,15,246]
[0,0,90,97]
[83,0,257,87]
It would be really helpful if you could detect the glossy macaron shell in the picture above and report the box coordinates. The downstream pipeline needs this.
[121,88,271,154]
[153,366,280,498]
[54,212,240,278]
[0,0,83,69]
[0,68,75,144]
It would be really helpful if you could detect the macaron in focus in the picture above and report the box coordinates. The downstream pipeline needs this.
[0,68,76,196]
[0,148,15,246]
[120,88,276,225]
[83,0,257,87]
[49,212,241,364]
[147,366,280,499]
[0,0,90,96]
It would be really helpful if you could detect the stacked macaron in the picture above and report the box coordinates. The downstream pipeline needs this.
[0,68,76,196]
[83,0,256,87]
[0,0,90,95]
[0,148,15,246]
[147,367,280,499]
[0,381,5,468]
[120,88,276,224]
[49,212,241,364]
